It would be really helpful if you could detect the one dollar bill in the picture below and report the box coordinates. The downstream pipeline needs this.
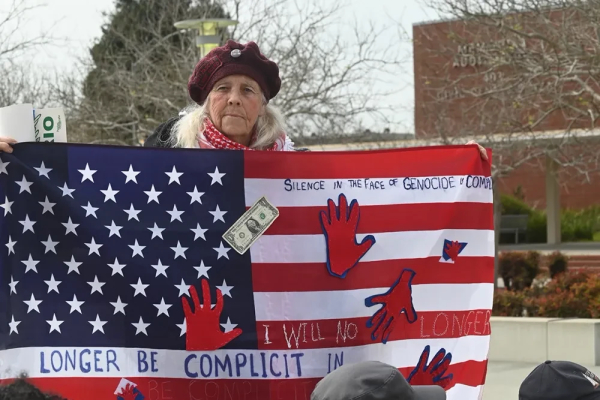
[223,196,279,255]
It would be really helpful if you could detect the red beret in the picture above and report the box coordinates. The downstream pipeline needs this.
[188,40,281,105]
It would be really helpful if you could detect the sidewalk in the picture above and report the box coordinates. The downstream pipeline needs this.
[481,361,600,400]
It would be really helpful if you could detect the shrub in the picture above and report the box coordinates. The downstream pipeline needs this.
[547,251,568,278]
[493,290,526,316]
[501,194,534,215]
[493,271,600,318]
[499,251,540,290]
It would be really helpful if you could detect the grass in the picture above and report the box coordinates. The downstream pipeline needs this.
[594,232,600,242]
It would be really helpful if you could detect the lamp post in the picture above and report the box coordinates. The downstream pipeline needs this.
[174,18,239,58]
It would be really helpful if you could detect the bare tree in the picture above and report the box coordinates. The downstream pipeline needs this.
[0,0,55,108]
[227,0,406,139]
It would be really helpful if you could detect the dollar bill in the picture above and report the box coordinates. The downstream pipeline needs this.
[223,196,279,254]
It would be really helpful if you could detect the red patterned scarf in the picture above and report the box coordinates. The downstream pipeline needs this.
[199,118,292,151]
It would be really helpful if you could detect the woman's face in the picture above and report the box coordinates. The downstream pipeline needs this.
[208,75,265,146]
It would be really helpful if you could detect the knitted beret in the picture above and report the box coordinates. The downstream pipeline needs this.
[188,40,281,105]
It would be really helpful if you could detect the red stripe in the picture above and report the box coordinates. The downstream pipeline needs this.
[252,257,494,292]
[257,310,491,350]
[244,146,492,179]
[5,360,486,399]
[264,202,493,235]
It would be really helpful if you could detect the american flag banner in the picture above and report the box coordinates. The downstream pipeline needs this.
[0,142,494,400]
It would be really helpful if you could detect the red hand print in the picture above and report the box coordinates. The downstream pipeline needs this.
[182,278,242,351]
[116,384,138,400]
[407,345,454,389]
[319,194,375,278]
[444,241,462,262]
[364,268,417,343]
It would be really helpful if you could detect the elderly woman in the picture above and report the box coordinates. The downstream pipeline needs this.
[144,40,294,152]
[0,39,487,160]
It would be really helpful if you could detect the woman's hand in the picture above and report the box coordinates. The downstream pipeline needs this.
[466,140,488,161]
[0,137,17,153]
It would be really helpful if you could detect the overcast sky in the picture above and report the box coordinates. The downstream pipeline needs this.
[8,0,439,134]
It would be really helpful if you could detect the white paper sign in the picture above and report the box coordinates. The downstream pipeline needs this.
[0,104,68,143]
[34,108,67,142]
[0,103,35,142]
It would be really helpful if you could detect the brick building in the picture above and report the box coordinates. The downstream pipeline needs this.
[412,16,600,212]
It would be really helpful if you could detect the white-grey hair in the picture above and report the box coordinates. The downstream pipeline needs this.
[169,95,287,150]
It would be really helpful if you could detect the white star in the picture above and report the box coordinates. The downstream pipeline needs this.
[6,235,16,254]
[81,202,99,218]
[62,217,79,236]
[175,279,190,297]
[38,196,56,214]
[89,314,107,334]
[208,166,225,185]
[59,183,75,198]
[78,163,96,182]
[107,257,126,276]
[153,298,172,317]
[191,223,208,241]
[19,215,36,233]
[44,274,61,293]
[9,316,20,334]
[194,260,211,279]
[0,197,13,215]
[46,314,64,333]
[122,164,140,183]
[105,220,123,238]
[171,241,188,259]
[166,205,184,222]
[217,279,234,298]
[87,275,106,295]
[131,277,149,297]
[64,255,82,274]
[129,239,145,258]
[144,185,162,203]
[187,186,205,204]
[23,293,42,313]
[100,184,119,203]
[110,296,128,315]
[8,276,18,294]
[41,234,59,254]
[214,241,231,260]
[66,295,84,314]
[132,316,150,336]
[151,259,169,277]
[209,205,227,223]
[148,223,165,240]
[124,204,141,221]
[15,176,33,194]
[176,319,186,336]
[0,159,9,175]
[22,254,40,273]
[221,317,238,333]
[85,237,103,256]
[165,166,183,185]
[35,161,52,178]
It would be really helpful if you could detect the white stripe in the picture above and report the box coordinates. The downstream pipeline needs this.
[0,336,489,379]
[448,384,484,400]
[250,229,494,263]
[244,175,493,207]
[254,283,494,321]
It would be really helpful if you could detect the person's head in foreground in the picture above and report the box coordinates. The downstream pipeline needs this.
[0,376,66,400]
[310,361,446,400]
[519,360,600,400]
[146,39,294,151]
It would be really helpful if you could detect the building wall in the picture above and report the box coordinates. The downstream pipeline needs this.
[413,16,600,209]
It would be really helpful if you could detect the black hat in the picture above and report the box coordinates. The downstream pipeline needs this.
[310,361,446,400]
[519,360,600,400]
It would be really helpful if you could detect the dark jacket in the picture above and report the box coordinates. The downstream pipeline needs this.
[144,116,308,151]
